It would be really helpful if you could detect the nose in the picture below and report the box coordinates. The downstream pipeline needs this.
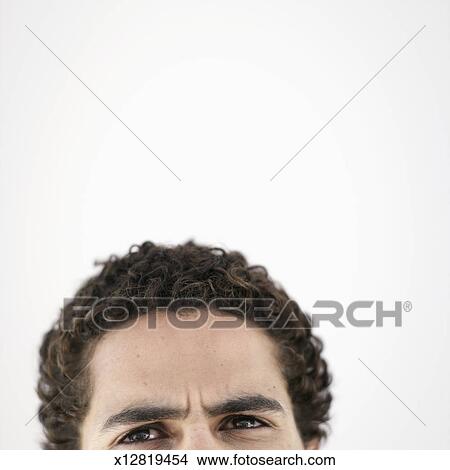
[178,423,223,450]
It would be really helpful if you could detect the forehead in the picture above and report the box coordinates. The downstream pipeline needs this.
[87,313,288,409]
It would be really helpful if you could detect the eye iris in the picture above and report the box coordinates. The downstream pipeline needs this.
[129,429,151,442]
[234,417,260,429]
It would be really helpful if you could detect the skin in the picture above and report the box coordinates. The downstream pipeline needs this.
[81,313,313,450]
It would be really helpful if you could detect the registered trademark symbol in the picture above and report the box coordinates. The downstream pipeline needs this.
[403,301,412,312]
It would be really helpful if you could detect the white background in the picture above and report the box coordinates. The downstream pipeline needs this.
[2,450,450,470]
[1,0,449,449]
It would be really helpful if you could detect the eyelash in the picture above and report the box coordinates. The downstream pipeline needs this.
[118,415,269,445]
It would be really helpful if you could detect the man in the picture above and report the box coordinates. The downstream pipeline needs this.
[38,241,331,449]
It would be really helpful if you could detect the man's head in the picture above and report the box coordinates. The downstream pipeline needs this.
[38,241,331,449]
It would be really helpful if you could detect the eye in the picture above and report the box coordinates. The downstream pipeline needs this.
[220,415,267,431]
[120,425,167,444]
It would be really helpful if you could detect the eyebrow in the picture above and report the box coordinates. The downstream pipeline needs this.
[102,405,187,430]
[205,394,284,417]
[101,394,284,431]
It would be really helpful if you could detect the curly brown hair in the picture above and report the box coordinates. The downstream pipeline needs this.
[37,240,332,449]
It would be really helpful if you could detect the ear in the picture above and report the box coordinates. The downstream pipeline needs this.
[305,438,320,450]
